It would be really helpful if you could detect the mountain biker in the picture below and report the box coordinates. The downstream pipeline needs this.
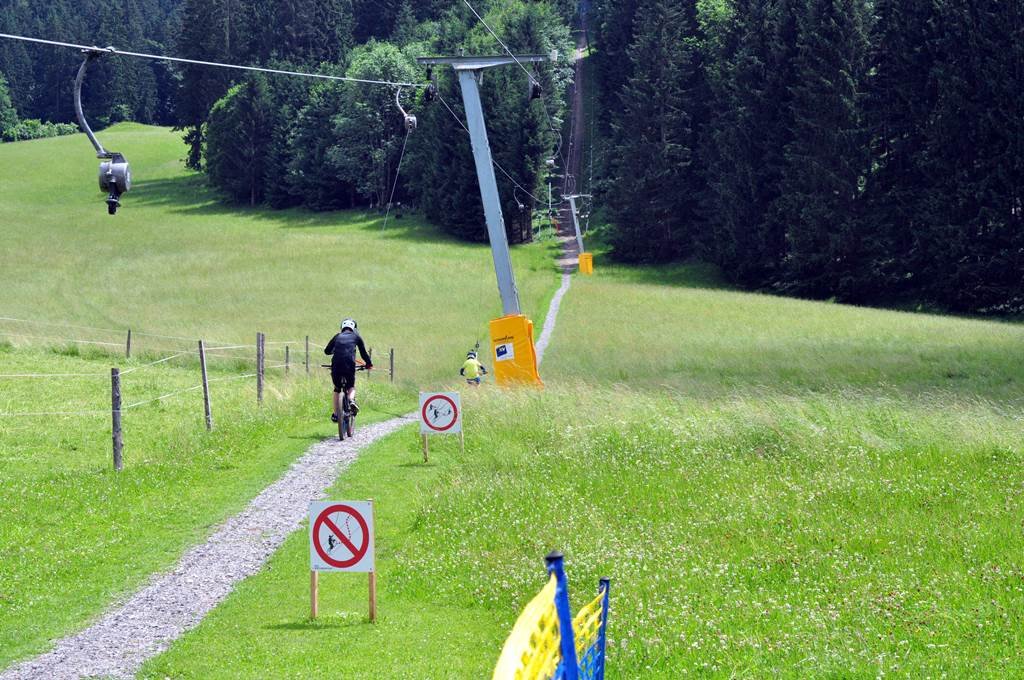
[325,318,372,422]
[460,349,488,387]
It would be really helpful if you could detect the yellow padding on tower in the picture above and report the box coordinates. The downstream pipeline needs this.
[490,314,543,387]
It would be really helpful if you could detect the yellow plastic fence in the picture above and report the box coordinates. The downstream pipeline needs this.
[494,577,609,680]
[572,590,605,661]
[493,575,561,680]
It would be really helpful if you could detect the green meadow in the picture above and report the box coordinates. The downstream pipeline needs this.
[145,264,1024,677]
[0,124,559,387]
[2,129,1023,677]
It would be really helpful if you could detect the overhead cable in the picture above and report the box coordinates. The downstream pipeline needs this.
[0,33,427,89]
[437,94,544,206]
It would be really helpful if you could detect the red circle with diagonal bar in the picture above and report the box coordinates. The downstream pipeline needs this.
[421,394,459,432]
[312,504,370,569]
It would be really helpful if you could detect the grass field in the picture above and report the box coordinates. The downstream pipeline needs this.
[0,124,560,388]
[0,126,558,669]
[0,342,416,667]
[3,127,1024,677]
[142,262,1024,677]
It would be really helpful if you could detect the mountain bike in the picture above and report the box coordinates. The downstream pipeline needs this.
[322,363,370,441]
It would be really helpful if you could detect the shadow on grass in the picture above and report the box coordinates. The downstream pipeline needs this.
[130,174,564,253]
[591,258,734,291]
[264,618,366,632]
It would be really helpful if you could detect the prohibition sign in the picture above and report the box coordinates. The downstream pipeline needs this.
[312,504,370,569]
[421,394,459,432]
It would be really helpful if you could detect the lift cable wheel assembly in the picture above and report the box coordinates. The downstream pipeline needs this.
[75,48,131,215]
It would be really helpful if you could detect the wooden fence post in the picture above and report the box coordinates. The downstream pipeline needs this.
[125,329,132,359]
[257,332,265,406]
[199,340,213,431]
[369,498,377,623]
[389,348,394,384]
[111,368,123,471]
[305,336,310,376]
[310,570,319,620]
[285,345,291,375]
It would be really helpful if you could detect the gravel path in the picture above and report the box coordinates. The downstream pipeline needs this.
[1,415,412,680]
[536,268,572,366]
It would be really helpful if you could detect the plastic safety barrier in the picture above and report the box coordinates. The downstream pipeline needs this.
[493,553,610,680]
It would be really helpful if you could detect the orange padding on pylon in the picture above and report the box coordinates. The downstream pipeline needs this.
[490,315,543,387]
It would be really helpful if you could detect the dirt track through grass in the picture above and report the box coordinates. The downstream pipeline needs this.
[0,415,412,680]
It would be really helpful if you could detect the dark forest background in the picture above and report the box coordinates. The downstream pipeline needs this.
[1,0,1022,315]
[594,0,1023,314]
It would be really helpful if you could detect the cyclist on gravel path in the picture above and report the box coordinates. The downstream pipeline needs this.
[325,318,372,422]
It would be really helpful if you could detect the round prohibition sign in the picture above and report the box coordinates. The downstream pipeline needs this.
[422,394,458,432]
[312,504,370,569]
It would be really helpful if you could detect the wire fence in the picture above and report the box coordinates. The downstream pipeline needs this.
[0,315,398,468]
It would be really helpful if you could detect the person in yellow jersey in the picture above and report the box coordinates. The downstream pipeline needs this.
[460,349,488,387]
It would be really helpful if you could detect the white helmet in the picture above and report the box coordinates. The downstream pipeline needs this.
[341,318,357,331]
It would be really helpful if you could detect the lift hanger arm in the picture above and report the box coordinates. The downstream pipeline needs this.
[74,49,113,158]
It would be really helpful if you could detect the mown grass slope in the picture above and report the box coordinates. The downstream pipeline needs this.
[0,124,559,387]
[144,263,1024,677]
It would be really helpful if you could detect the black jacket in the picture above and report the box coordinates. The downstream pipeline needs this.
[324,330,372,369]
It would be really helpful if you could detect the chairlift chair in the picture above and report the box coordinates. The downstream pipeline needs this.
[75,48,131,215]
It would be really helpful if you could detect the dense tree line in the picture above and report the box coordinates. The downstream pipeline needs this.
[180,0,573,244]
[0,0,180,126]
[595,0,1024,314]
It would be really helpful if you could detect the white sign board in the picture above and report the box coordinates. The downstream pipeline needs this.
[419,392,462,434]
[495,341,515,362]
[309,501,375,573]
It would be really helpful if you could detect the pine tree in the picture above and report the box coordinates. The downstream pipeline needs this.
[249,0,354,65]
[916,0,1024,312]
[391,1,419,45]
[776,0,870,298]
[702,0,800,286]
[607,0,703,263]
[352,0,402,43]
[286,80,359,211]
[205,74,273,205]
[176,0,251,169]
[860,0,940,300]
[592,0,640,136]
[0,73,18,135]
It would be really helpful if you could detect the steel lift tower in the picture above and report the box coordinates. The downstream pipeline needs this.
[418,54,551,386]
